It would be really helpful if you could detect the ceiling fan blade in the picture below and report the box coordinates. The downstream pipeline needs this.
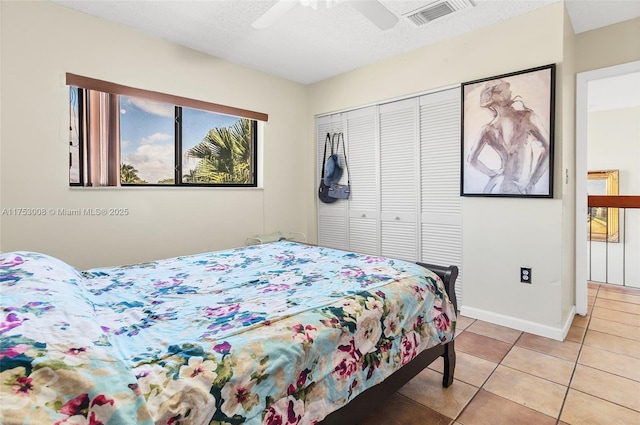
[252,0,298,29]
[347,0,398,30]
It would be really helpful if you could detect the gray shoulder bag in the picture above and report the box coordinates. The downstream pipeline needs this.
[328,132,350,200]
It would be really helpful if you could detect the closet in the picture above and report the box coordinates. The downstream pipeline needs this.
[317,87,463,305]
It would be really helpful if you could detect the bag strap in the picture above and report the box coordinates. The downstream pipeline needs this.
[338,132,349,183]
[320,132,331,178]
[331,131,337,155]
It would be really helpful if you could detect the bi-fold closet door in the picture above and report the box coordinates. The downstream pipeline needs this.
[345,107,379,256]
[419,89,463,305]
[316,88,462,304]
[316,101,420,259]
[317,113,347,250]
[316,107,382,255]
[379,98,419,261]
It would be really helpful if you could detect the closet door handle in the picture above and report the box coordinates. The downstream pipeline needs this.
[361,213,366,218]
[394,216,400,220]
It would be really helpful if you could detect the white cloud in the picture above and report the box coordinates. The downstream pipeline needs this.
[127,97,174,117]
[123,144,175,184]
[141,132,172,145]
[121,139,130,149]
[183,156,199,172]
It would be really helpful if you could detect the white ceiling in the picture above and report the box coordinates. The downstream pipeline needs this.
[53,0,640,85]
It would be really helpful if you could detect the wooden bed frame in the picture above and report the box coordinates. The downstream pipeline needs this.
[320,262,459,425]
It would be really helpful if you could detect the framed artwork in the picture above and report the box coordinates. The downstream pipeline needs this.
[461,64,555,198]
[588,169,619,243]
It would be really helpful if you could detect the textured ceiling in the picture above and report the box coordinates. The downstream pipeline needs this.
[564,0,640,33]
[53,0,640,85]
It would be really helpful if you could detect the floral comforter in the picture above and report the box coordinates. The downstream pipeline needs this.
[0,242,456,425]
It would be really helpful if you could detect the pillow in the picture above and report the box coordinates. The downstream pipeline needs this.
[1,250,84,285]
[1,250,96,319]
[0,252,146,425]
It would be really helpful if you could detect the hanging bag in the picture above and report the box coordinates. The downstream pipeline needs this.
[328,132,350,199]
[318,133,338,204]
[323,133,343,187]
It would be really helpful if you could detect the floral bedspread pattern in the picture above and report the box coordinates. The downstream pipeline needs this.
[1,242,456,424]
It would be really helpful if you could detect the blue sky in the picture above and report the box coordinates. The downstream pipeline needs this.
[69,88,242,184]
[120,96,240,183]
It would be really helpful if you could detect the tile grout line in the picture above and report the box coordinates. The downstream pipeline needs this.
[555,283,600,424]
[565,388,640,415]
[393,392,455,423]
[451,326,520,423]
[447,289,638,424]
[590,306,640,328]
[450,324,486,424]
[469,331,571,422]
[382,285,640,424]
[450,320,479,424]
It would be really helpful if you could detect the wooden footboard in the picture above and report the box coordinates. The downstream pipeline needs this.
[417,262,459,388]
[320,263,459,424]
[416,262,459,312]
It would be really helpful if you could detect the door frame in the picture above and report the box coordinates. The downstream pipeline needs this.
[575,60,640,315]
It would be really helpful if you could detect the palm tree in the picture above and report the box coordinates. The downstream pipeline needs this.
[183,168,206,183]
[185,118,252,184]
[120,163,147,184]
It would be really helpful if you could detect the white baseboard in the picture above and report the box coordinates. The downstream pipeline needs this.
[459,305,577,342]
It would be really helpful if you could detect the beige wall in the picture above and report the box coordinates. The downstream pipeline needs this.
[576,17,640,73]
[2,1,637,337]
[561,5,577,327]
[305,5,638,338]
[308,3,570,336]
[0,1,3,253]
[0,1,310,268]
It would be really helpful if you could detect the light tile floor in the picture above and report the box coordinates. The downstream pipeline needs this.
[358,282,640,425]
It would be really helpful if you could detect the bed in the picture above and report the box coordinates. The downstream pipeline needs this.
[0,241,457,425]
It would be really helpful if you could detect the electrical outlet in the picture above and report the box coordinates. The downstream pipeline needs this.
[520,267,532,284]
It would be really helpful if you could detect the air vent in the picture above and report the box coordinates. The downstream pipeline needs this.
[404,0,474,26]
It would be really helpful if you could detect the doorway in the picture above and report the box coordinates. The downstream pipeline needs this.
[575,60,640,315]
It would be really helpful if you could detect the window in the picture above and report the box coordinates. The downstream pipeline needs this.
[119,95,175,184]
[181,106,255,185]
[69,87,82,184]
[67,74,266,187]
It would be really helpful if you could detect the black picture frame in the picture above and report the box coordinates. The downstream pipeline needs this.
[461,64,555,198]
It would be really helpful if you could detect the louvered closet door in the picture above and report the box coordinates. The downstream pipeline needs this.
[420,88,463,307]
[346,107,379,255]
[379,98,419,261]
[317,114,348,250]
